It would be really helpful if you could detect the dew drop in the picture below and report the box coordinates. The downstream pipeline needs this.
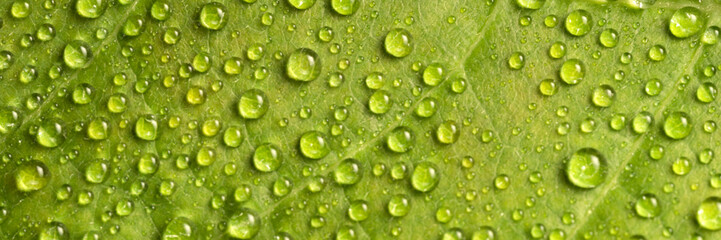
[15,160,51,192]
[253,143,282,172]
[565,10,592,36]
[411,162,440,192]
[384,28,413,58]
[565,148,606,188]
[287,48,321,82]
[299,131,330,159]
[669,7,705,38]
[199,2,228,30]
[663,112,691,140]
[238,89,269,119]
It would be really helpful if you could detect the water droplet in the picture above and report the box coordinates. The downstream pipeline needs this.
[123,15,144,36]
[539,79,558,96]
[287,48,321,82]
[471,227,496,240]
[335,158,362,185]
[632,112,653,134]
[671,157,691,175]
[516,0,545,9]
[0,109,19,134]
[115,199,134,216]
[288,0,316,10]
[238,89,269,119]
[699,148,714,164]
[199,2,228,30]
[64,40,93,69]
[76,0,107,18]
[137,153,159,175]
[415,97,438,117]
[39,222,68,240]
[227,210,260,239]
[494,174,510,189]
[196,147,216,166]
[411,162,440,192]
[72,83,94,104]
[15,160,50,192]
[565,10,592,36]
[599,29,618,47]
[697,197,721,230]
[386,127,414,153]
[436,120,460,144]
[162,217,194,240]
[663,112,691,140]
[192,52,211,73]
[566,148,606,188]
[387,194,410,217]
[701,26,720,45]
[669,7,705,38]
[591,85,615,107]
[368,90,392,114]
[644,79,662,96]
[36,24,56,41]
[635,194,660,218]
[331,0,360,15]
[11,1,31,18]
[36,119,64,148]
[299,131,330,159]
[348,200,369,221]
[648,45,666,62]
[508,52,525,70]
[697,82,717,103]
[0,51,14,70]
[253,143,282,172]
[151,0,171,21]
[559,59,584,85]
[385,28,413,58]
[135,115,158,141]
[544,15,558,28]
[423,63,445,86]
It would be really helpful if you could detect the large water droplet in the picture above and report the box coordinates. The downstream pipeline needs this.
[423,63,445,86]
[436,120,460,144]
[299,131,330,159]
[516,0,545,9]
[384,28,413,58]
[63,40,92,69]
[663,112,691,140]
[334,158,362,185]
[669,7,705,38]
[697,197,721,230]
[199,2,228,30]
[387,194,410,217]
[565,148,606,189]
[411,161,440,192]
[15,160,51,192]
[36,119,64,148]
[253,143,282,172]
[286,48,321,82]
[559,59,584,85]
[238,89,269,119]
[331,0,360,15]
[135,115,158,141]
[84,159,108,183]
[635,193,660,218]
[227,209,260,239]
[565,10,592,36]
[75,0,107,18]
[386,127,414,153]
[162,217,194,240]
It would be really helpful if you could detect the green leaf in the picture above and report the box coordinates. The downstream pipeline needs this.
[1,0,721,239]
